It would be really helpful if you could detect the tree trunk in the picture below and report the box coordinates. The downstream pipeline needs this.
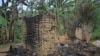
[9,20,15,42]
[81,23,86,42]
[0,27,1,38]
[8,1,18,43]
[65,17,79,42]
[6,24,10,43]
[66,24,77,42]
[81,22,91,42]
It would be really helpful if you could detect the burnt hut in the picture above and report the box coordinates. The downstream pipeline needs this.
[22,14,59,56]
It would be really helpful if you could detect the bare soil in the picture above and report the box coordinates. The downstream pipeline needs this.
[0,35,100,56]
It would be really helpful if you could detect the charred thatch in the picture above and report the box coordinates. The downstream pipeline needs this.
[65,0,93,42]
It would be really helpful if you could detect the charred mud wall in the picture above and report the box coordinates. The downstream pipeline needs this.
[22,15,59,56]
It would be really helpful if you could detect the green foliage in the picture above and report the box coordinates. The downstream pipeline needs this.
[0,16,6,26]
[59,22,65,35]
[91,29,100,40]
[1,0,100,45]
[91,2,100,40]
[14,19,22,43]
[0,45,5,48]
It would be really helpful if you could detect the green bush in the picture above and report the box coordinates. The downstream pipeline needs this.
[0,16,6,26]
[91,2,100,40]
[14,19,22,43]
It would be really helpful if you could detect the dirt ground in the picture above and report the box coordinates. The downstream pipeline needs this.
[0,44,10,56]
[0,42,24,56]
[0,33,100,56]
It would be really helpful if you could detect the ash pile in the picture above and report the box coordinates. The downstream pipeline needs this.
[6,45,28,56]
[56,42,100,56]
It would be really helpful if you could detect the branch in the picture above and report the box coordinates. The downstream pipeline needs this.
[2,0,4,6]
